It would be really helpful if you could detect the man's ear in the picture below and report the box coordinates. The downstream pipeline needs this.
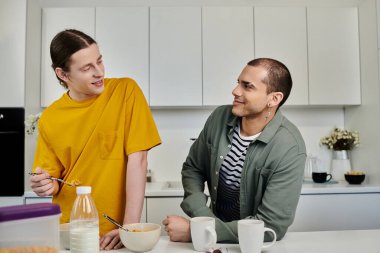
[55,68,68,83]
[270,92,284,107]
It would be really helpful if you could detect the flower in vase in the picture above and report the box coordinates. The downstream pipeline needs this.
[25,112,42,135]
[320,127,359,151]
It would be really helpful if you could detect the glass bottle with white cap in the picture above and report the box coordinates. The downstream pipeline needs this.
[70,186,99,253]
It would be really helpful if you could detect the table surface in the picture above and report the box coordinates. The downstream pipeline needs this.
[60,229,380,253]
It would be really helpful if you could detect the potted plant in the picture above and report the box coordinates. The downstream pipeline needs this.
[320,127,359,151]
[320,127,360,181]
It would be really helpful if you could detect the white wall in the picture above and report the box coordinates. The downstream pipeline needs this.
[24,0,44,190]
[345,0,380,184]
[0,0,26,107]
[148,108,344,182]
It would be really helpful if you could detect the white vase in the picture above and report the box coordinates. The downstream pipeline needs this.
[330,150,351,181]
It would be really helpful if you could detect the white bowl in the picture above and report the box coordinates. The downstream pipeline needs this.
[59,223,70,250]
[119,223,161,252]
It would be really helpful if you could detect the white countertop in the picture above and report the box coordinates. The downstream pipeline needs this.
[300,179,380,194]
[24,180,380,198]
[145,181,185,197]
[59,229,380,253]
[144,180,380,197]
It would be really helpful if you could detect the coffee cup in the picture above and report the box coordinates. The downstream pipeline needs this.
[312,172,332,183]
[238,219,276,253]
[190,217,217,252]
[310,157,332,183]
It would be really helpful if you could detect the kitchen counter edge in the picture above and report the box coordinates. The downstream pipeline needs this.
[23,181,380,198]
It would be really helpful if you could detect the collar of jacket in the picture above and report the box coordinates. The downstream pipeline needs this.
[226,109,284,144]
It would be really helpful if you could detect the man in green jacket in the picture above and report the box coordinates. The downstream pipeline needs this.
[163,58,306,243]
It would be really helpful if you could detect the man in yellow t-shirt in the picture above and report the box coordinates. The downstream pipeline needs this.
[30,29,161,251]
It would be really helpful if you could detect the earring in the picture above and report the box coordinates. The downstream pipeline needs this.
[265,107,272,120]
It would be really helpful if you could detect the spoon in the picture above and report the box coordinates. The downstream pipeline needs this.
[103,214,128,231]
[28,172,80,187]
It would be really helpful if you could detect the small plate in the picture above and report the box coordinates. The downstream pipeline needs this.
[303,179,339,184]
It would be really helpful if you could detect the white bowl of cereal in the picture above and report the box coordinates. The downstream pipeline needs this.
[119,223,161,252]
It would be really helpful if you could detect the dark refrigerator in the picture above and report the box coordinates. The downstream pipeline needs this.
[0,108,24,196]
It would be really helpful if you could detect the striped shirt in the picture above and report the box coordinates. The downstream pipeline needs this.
[216,123,260,222]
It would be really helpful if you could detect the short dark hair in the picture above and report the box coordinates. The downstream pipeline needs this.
[247,58,292,107]
[50,29,97,88]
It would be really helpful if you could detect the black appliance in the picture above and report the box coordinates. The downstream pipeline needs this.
[0,108,24,196]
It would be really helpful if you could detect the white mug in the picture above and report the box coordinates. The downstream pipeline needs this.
[190,217,217,252]
[238,219,276,253]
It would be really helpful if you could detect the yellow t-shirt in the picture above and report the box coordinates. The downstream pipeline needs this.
[33,78,161,235]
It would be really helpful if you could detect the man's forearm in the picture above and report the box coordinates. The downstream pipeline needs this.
[124,151,148,224]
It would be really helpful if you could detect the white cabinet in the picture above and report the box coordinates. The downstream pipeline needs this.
[255,7,360,106]
[289,193,380,232]
[254,7,308,105]
[41,7,95,107]
[39,5,361,107]
[24,196,52,204]
[0,0,26,107]
[307,7,361,105]
[150,7,202,106]
[202,7,254,106]
[22,195,146,222]
[96,7,150,103]
[146,197,188,235]
[0,197,24,207]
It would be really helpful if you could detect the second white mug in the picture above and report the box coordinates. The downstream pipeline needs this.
[238,219,276,253]
[190,217,217,252]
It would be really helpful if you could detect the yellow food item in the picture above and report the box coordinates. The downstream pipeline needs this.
[346,171,365,175]
[70,179,82,186]
[130,229,150,232]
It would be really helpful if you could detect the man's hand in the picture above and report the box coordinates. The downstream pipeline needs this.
[30,167,56,196]
[100,229,124,250]
[162,215,191,242]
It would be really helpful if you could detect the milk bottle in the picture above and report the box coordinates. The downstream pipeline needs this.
[70,186,99,253]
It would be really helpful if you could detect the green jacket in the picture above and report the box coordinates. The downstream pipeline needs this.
[181,105,306,242]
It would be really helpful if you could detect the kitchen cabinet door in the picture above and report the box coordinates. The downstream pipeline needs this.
[150,7,202,106]
[307,7,361,105]
[202,6,254,106]
[289,193,380,232]
[0,0,26,107]
[146,197,188,235]
[41,8,95,107]
[96,7,150,103]
[24,196,52,204]
[0,197,24,207]
[255,7,308,106]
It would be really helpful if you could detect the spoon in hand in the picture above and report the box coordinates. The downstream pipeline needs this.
[28,172,80,187]
[103,214,128,231]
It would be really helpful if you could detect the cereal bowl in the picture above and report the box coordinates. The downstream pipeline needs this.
[345,173,365,184]
[119,223,161,252]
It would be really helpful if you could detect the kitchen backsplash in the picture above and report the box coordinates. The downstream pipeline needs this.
[147,107,343,182]
[24,107,344,189]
